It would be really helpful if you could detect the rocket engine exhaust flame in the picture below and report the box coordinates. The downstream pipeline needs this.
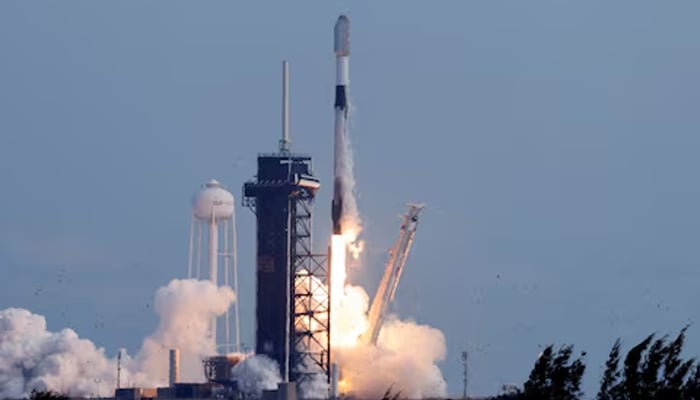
[330,234,347,316]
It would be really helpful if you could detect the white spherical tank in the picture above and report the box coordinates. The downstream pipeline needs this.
[192,179,235,221]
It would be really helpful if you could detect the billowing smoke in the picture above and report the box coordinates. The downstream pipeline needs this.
[0,308,117,399]
[229,352,328,399]
[230,354,281,396]
[339,317,447,398]
[130,279,235,385]
[298,371,330,400]
[0,279,235,399]
[332,284,448,399]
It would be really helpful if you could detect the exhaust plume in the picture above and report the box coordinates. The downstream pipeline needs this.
[337,119,365,259]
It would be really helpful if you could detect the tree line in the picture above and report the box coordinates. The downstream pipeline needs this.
[490,326,700,400]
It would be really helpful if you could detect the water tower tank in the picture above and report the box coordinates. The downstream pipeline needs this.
[192,179,235,221]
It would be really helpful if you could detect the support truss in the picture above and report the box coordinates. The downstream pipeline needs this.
[289,188,331,387]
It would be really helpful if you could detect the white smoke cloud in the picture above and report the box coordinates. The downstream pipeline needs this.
[0,279,235,399]
[229,353,329,399]
[130,279,235,386]
[230,354,281,396]
[0,308,116,399]
[332,285,448,399]
[374,318,448,398]
[298,372,330,400]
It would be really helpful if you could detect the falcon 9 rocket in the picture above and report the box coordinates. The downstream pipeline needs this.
[331,14,350,235]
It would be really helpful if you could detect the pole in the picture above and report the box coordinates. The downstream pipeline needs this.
[116,349,121,390]
[462,350,468,400]
[280,60,290,152]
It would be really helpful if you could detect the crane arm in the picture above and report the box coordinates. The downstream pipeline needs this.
[363,203,424,345]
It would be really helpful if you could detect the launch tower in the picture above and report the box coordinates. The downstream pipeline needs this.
[243,62,330,387]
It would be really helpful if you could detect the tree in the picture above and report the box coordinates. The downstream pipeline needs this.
[522,345,586,400]
[682,365,700,399]
[596,325,700,400]
[598,339,622,400]
[489,345,586,400]
[488,326,700,400]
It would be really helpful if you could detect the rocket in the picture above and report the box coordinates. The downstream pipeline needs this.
[332,14,350,235]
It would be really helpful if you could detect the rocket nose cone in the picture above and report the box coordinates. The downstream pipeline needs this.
[334,14,350,56]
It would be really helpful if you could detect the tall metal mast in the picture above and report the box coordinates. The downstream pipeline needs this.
[462,350,468,400]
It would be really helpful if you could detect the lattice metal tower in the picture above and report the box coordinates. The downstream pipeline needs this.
[243,61,330,388]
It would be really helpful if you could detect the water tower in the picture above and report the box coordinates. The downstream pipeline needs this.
[188,179,240,354]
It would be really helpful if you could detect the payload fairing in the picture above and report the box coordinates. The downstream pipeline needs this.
[332,14,350,235]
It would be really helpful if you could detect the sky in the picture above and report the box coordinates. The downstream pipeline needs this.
[1,1,700,397]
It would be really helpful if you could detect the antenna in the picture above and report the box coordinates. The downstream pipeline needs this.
[462,350,468,400]
[116,349,122,389]
[279,60,291,152]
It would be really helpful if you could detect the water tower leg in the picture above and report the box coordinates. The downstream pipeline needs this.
[209,218,218,352]
[224,218,231,354]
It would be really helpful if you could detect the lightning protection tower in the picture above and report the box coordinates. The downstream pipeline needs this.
[188,179,241,355]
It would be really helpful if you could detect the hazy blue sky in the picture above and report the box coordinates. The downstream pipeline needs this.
[2,1,700,397]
